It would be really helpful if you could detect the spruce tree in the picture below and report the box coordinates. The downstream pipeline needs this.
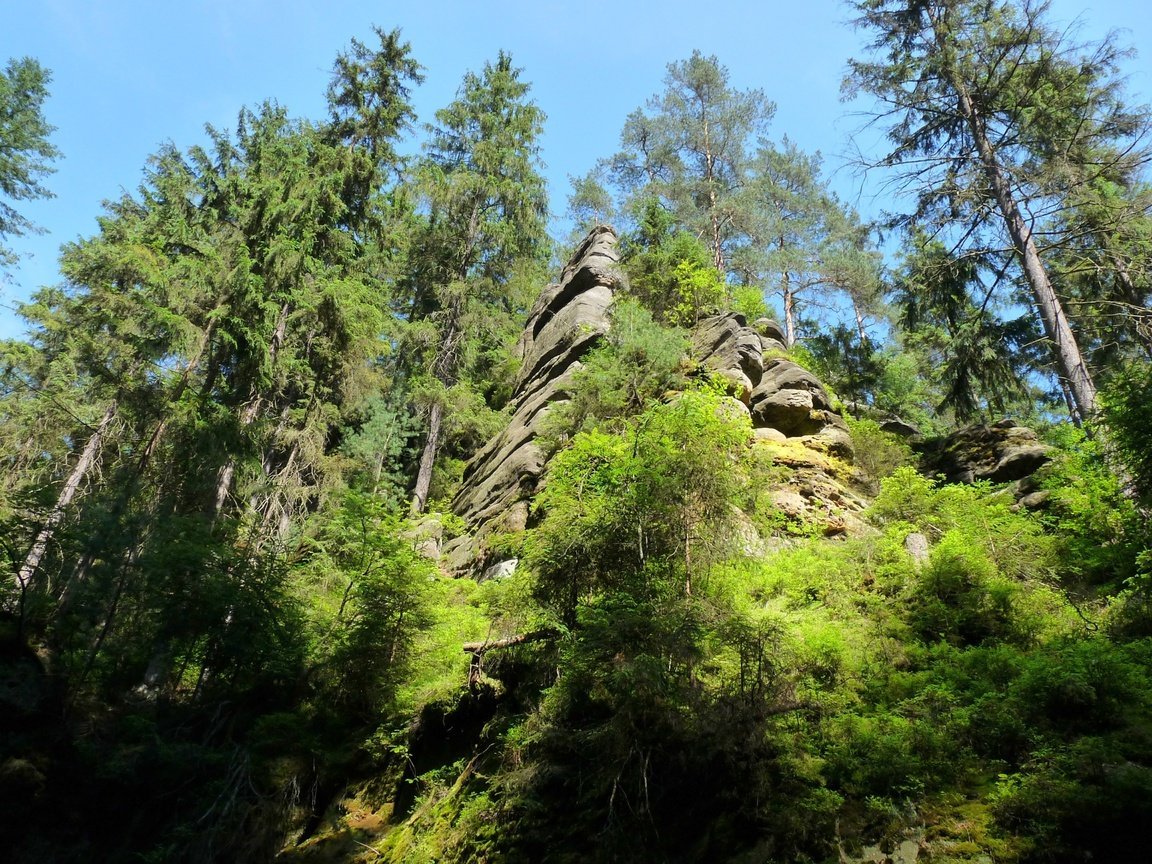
[0,57,59,269]
[405,51,549,513]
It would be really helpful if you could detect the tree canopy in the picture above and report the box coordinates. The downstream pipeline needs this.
[0,57,59,269]
[4,11,1152,864]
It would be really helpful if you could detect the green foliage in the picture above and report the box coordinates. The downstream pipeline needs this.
[1102,362,1152,504]
[0,57,60,268]
[339,393,421,505]
[908,531,1023,647]
[304,493,438,720]
[729,283,770,320]
[845,415,913,490]
[893,232,1034,420]
[1035,422,1144,586]
[543,297,687,441]
[848,0,1151,421]
[599,51,775,273]
[403,50,549,511]
[871,468,1053,578]
[528,388,752,622]
[7,24,1152,864]
[622,201,728,326]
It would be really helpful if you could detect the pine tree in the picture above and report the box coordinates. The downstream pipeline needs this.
[736,139,882,347]
[0,57,60,269]
[595,51,774,274]
[583,52,882,344]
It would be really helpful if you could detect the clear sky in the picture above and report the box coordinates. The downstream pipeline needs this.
[3,0,1150,339]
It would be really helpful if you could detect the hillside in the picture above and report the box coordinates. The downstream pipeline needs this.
[4,5,1152,862]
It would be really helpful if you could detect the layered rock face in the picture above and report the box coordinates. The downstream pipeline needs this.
[443,238,875,575]
[691,312,868,537]
[692,313,850,450]
[443,226,623,574]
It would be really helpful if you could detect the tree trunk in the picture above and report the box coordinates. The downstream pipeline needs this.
[410,401,443,515]
[17,400,118,591]
[783,275,796,348]
[954,80,1098,422]
[409,287,465,516]
[852,295,869,347]
[701,115,727,273]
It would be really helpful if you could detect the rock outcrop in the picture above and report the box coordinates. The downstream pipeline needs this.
[691,313,850,453]
[443,226,623,574]
[690,312,867,537]
[918,419,1052,486]
[443,251,883,574]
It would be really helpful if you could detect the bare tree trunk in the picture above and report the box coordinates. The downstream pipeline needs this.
[852,295,870,347]
[410,286,465,516]
[954,80,1098,421]
[17,401,118,591]
[410,401,442,515]
[923,2,1099,423]
[701,115,727,273]
[783,275,796,348]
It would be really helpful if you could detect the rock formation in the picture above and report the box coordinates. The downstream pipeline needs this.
[443,226,623,574]
[917,419,1051,485]
[442,239,879,575]
[690,312,868,537]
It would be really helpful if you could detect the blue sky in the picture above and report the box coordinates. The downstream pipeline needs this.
[3,0,1150,339]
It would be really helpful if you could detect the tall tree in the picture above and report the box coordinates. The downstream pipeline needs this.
[894,230,1035,418]
[595,51,774,274]
[846,0,1151,422]
[735,139,883,347]
[0,57,60,270]
[3,30,423,693]
[405,51,549,513]
[581,52,882,346]
[1049,171,1152,365]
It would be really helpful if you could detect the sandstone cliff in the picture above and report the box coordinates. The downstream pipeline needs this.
[442,226,623,574]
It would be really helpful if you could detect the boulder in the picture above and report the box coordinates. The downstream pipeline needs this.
[750,358,838,437]
[843,400,923,440]
[480,558,519,582]
[904,531,930,566]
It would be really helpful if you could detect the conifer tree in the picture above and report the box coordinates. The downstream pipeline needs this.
[582,52,881,343]
[406,51,548,513]
[594,51,774,274]
[2,30,422,691]
[0,57,59,269]
[846,0,1151,422]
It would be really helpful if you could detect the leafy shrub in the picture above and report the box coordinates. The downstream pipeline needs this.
[540,297,688,444]
[846,416,913,491]
[908,531,1022,646]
